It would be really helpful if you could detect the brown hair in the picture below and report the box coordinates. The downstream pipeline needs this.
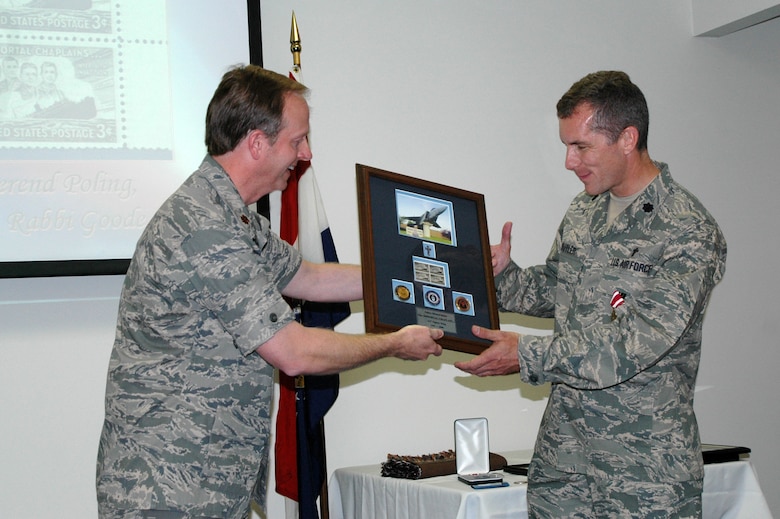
[556,71,649,151]
[205,65,308,155]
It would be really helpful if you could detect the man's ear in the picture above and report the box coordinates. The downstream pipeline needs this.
[246,129,269,160]
[620,126,639,154]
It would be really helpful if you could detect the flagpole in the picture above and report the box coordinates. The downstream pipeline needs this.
[289,12,331,519]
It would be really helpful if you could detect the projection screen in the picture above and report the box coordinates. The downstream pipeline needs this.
[0,0,255,277]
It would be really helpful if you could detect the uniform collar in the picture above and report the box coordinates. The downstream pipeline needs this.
[591,161,672,237]
[198,155,262,229]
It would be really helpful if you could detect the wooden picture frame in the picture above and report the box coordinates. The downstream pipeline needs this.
[356,164,499,355]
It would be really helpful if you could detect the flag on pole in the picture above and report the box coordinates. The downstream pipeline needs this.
[275,155,350,508]
[274,13,350,519]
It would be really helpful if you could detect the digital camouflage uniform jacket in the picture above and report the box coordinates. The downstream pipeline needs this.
[97,156,302,518]
[496,162,726,485]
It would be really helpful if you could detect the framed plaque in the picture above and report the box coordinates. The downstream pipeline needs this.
[356,164,499,355]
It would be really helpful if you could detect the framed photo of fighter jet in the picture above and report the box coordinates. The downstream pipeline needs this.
[356,164,499,355]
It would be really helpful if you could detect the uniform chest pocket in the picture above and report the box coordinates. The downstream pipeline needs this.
[558,248,586,285]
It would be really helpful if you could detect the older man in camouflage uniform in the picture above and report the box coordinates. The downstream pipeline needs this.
[456,71,726,518]
[96,65,443,519]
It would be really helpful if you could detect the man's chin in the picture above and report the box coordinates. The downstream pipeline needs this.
[581,182,602,196]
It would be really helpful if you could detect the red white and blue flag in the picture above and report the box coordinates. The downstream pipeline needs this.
[275,67,350,519]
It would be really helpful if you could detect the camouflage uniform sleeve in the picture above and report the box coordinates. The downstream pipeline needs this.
[493,230,559,386]
[494,228,561,317]
[519,217,726,389]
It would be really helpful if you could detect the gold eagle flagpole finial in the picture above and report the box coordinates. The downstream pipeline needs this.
[290,11,301,72]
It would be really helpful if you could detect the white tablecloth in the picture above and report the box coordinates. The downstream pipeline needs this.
[329,450,772,519]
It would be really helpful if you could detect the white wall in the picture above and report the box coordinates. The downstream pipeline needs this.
[0,275,122,518]
[2,1,779,517]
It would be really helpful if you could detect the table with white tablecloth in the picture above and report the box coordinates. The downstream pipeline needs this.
[329,450,772,519]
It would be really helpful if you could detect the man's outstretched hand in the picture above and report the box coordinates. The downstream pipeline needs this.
[454,325,520,377]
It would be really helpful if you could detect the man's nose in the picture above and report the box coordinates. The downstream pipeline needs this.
[299,138,312,161]
[564,147,579,170]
